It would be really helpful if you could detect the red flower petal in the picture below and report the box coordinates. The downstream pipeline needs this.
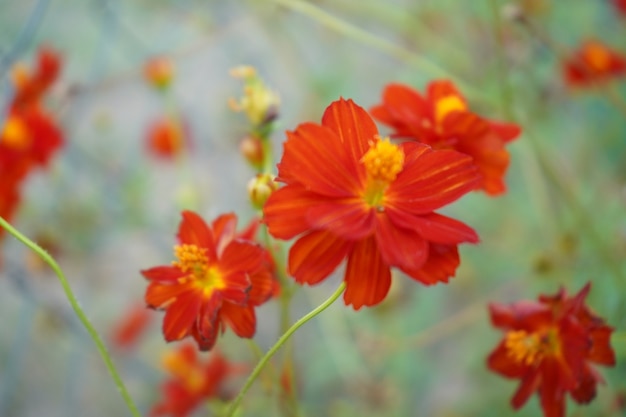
[374,213,428,271]
[247,269,275,306]
[538,359,567,417]
[343,236,391,310]
[212,212,237,257]
[511,367,541,410]
[162,292,204,342]
[263,184,323,240]
[487,340,529,378]
[278,122,362,196]
[220,303,256,338]
[145,281,194,308]
[402,243,459,285]
[370,83,430,135]
[141,265,186,283]
[321,97,377,166]
[178,211,216,257]
[288,230,353,285]
[387,212,478,245]
[220,240,263,278]
[388,148,479,214]
[306,197,374,240]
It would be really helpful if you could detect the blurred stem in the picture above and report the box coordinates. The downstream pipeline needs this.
[226,282,346,417]
[266,0,493,105]
[487,0,513,118]
[0,217,141,417]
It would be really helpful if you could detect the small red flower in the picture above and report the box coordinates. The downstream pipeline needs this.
[141,211,275,351]
[144,56,174,90]
[370,80,521,196]
[487,283,616,417]
[145,117,189,159]
[151,344,241,417]
[110,302,153,350]
[263,98,479,310]
[562,40,626,87]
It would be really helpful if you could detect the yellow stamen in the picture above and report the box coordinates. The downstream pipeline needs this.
[1,115,31,150]
[504,328,561,365]
[361,137,404,183]
[434,94,466,124]
[172,244,226,295]
[162,351,204,392]
[583,43,611,71]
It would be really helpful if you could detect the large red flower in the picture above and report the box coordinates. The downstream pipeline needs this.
[487,283,616,417]
[562,40,626,87]
[141,211,275,351]
[370,80,521,196]
[263,98,479,310]
[151,343,241,417]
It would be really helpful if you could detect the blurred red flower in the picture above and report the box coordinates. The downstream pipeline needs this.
[144,56,174,90]
[614,0,626,17]
[141,211,275,351]
[151,344,240,417]
[110,302,153,350]
[145,117,189,159]
[263,98,479,310]
[487,283,615,417]
[370,81,521,196]
[562,40,626,87]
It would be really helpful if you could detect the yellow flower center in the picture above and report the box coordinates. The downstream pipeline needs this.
[434,94,466,124]
[504,328,561,366]
[172,244,226,295]
[361,137,404,209]
[583,43,611,71]
[162,350,204,392]
[1,115,31,150]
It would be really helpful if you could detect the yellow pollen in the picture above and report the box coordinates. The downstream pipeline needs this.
[361,137,404,183]
[172,244,226,293]
[162,351,205,392]
[1,116,31,150]
[434,94,467,124]
[504,328,561,366]
[584,43,611,71]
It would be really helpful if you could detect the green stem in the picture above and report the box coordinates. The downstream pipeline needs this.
[226,282,346,417]
[0,217,141,417]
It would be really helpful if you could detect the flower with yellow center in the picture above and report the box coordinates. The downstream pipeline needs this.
[361,137,404,209]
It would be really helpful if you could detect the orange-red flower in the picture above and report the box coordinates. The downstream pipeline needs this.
[151,343,240,417]
[370,81,521,196]
[141,211,275,351]
[263,98,479,310]
[145,117,189,159]
[562,40,626,87]
[144,56,174,90]
[487,283,615,417]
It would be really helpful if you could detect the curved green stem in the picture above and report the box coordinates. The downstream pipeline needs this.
[0,217,141,417]
[226,282,346,417]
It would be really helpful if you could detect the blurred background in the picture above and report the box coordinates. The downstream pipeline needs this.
[1,0,625,416]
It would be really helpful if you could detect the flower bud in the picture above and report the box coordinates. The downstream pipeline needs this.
[239,135,264,170]
[247,173,277,209]
[143,56,174,90]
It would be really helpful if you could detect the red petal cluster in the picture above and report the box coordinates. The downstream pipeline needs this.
[150,344,241,417]
[487,283,615,417]
[370,81,521,196]
[263,98,479,310]
[562,40,626,87]
[141,211,276,350]
[0,46,64,242]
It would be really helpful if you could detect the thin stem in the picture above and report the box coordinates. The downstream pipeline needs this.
[0,217,141,417]
[226,282,346,417]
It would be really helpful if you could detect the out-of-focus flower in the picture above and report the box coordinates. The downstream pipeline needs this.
[370,81,521,196]
[247,173,277,209]
[229,65,280,128]
[11,45,61,109]
[141,211,275,350]
[144,56,174,90]
[110,303,153,350]
[239,134,265,170]
[487,283,615,417]
[263,98,479,310]
[151,344,240,417]
[614,0,626,17]
[562,40,626,87]
[145,117,189,160]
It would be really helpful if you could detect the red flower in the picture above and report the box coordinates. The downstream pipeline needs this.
[151,344,241,417]
[141,211,275,351]
[562,40,626,87]
[613,0,626,17]
[487,283,616,417]
[145,117,189,159]
[263,98,479,310]
[370,81,521,196]
[144,56,174,90]
[11,45,61,109]
[110,302,153,350]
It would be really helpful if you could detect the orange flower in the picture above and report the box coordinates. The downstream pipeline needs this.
[141,211,275,350]
[370,81,521,196]
[562,40,626,87]
[487,283,615,417]
[263,98,479,310]
[151,344,240,417]
[144,56,174,90]
[145,117,189,159]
